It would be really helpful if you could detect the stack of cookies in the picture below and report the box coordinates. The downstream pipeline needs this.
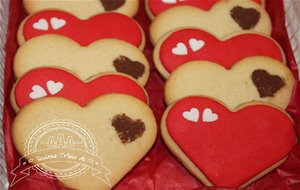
[11,1,157,190]
[147,0,297,189]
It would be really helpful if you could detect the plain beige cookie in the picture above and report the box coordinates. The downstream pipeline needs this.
[12,94,157,190]
[165,57,295,109]
[145,0,266,20]
[14,35,150,86]
[23,0,139,19]
[150,0,271,44]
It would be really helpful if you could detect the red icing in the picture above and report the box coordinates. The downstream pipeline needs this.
[148,0,263,17]
[166,96,295,188]
[14,68,148,108]
[160,28,283,72]
[23,10,143,47]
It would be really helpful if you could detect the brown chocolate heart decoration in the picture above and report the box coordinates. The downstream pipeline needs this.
[100,0,125,11]
[113,55,145,79]
[230,6,260,30]
[251,69,285,98]
[112,114,145,144]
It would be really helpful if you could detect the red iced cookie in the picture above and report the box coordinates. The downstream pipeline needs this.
[12,68,148,111]
[146,0,264,19]
[154,28,284,78]
[162,96,296,188]
[18,10,144,48]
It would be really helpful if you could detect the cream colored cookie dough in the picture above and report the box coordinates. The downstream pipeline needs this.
[14,35,150,86]
[12,94,157,190]
[150,0,271,44]
[23,0,139,19]
[165,57,295,109]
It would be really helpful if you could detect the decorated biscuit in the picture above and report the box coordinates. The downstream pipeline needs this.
[165,57,295,109]
[150,0,271,44]
[146,0,264,20]
[17,10,145,49]
[11,68,149,112]
[23,0,139,19]
[154,28,284,78]
[12,94,157,190]
[161,96,296,188]
[14,35,149,86]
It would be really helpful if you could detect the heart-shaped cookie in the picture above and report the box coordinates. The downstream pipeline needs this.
[18,10,145,49]
[14,35,149,85]
[146,0,264,20]
[12,94,157,190]
[161,96,296,188]
[11,68,148,112]
[150,0,271,44]
[154,28,284,78]
[165,57,295,109]
[23,0,139,19]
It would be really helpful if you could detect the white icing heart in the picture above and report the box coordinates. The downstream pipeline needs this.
[29,85,47,99]
[50,17,66,30]
[189,38,205,52]
[172,42,188,55]
[47,80,64,95]
[162,0,186,3]
[183,108,199,123]
[162,0,177,4]
[33,19,48,31]
[202,108,218,122]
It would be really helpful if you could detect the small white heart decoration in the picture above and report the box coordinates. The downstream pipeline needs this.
[183,108,200,123]
[202,108,218,122]
[50,17,66,30]
[33,19,48,31]
[29,85,47,100]
[172,42,188,56]
[189,38,205,52]
[162,0,177,4]
[47,80,64,95]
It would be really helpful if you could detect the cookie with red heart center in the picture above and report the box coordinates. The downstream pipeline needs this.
[18,10,145,49]
[165,57,295,109]
[23,0,139,19]
[154,28,284,78]
[12,94,157,190]
[146,0,264,20]
[14,35,149,86]
[161,96,296,188]
[11,67,148,112]
[150,0,271,44]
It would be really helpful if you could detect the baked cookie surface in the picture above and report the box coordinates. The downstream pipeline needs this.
[150,0,271,44]
[14,35,149,86]
[165,57,295,109]
[12,94,157,190]
[24,0,139,19]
